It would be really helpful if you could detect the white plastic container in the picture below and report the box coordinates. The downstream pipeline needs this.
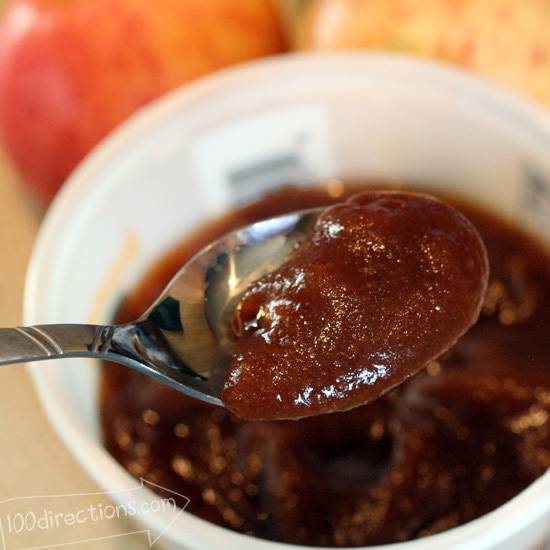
[25,52,550,550]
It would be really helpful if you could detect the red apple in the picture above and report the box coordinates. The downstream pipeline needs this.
[0,0,286,205]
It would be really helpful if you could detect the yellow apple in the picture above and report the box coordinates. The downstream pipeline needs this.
[294,0,550,109]
[0,0,286,205]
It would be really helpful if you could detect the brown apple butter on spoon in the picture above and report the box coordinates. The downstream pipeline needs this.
[222,191,489,420]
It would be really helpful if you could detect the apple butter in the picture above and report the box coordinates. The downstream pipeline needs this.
[100,183,550,546]
[222,190,488,420]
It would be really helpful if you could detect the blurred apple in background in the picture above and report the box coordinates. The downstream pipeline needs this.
[0,0,286,206]
[294,0,550,109]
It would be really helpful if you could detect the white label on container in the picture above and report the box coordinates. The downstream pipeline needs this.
[192,104,336,213]
[521,162,550,241]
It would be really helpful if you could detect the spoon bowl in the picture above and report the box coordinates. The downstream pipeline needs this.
[0,208,322,405]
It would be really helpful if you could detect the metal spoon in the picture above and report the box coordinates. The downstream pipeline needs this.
[0,208,322,406]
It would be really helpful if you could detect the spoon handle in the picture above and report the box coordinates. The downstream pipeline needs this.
[0,324,116,365]
[0,323,221,404]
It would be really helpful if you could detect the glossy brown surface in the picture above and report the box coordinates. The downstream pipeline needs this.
[101,184,550,546]
[222,191,488,419]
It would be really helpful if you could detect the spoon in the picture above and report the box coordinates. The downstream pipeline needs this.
[0,208,323,406]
